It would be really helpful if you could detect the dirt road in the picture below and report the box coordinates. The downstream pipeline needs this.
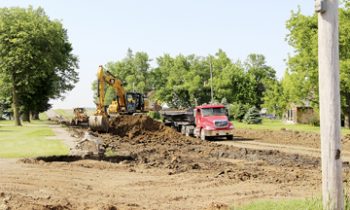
[0,156,321,210]
[219,129,350,162]
[1,116,349,210]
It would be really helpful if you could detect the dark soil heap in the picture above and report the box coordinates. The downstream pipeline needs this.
[108,115,166,138]
[97,115,320,177]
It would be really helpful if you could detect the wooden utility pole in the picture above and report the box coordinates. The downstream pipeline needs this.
[209,58,214,103]
[316,0,343,209]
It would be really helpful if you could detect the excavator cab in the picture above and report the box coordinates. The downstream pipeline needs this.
[125,92,145,113]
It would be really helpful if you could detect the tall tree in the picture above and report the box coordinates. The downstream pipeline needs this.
[93,49,151,105]
[285,6,350,127]
[262,80,287,118]
[245,54,277,108]
[285,10,319,107]
[0,7,78,124]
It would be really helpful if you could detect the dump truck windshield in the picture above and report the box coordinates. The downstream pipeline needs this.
[201,108,226,117]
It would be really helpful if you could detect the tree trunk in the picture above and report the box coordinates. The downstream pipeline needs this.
[32,112,39,120]
[22,110,30,122]
[12,78,21,126]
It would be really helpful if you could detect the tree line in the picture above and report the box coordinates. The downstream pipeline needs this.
[96,49,277,119]
[98,3,350,128]
[0,7,79,125]
[3,5,350,128]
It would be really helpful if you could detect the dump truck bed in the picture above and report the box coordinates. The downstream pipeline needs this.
[160,109,195,126]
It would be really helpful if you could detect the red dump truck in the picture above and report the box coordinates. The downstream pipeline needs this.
[161,104,234,140]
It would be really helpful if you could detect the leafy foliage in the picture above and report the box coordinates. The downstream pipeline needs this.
[95,49,277,113]
[228,102,250,121]
[262,80,287,118]
[243,106,262,124]
[284,6,350,127]
[0,7,78,124]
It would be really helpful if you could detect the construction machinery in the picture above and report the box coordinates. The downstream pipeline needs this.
[71,107,89,126]
[161,104,234,140]
[89,65,147,132]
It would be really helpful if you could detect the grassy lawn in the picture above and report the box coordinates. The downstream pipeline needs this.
[235,194,350,210]
[39,112,48,120]
[234,198,322,210]
[233,119,350,136]
[54,109,74,119]
[0,120,69,158]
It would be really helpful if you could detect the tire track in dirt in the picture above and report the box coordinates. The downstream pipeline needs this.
[215,139,350,163]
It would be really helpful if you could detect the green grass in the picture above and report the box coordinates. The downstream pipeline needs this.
[233,119,350,136]
[0,120,69,158]
[234,198,322,210]
[39,112,48,120]
[54,109,74,119]
[235,193,350,210]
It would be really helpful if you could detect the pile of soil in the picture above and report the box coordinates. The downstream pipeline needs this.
[108,115,165,137]
[97,115,321,176]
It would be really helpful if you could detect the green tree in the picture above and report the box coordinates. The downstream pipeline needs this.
[285,6,350,127]
[0,7,78,125]
[262,80,287,118]
[93,49,151,106]
[285,9,318,107]
[245,54,277,108]
[152,54,210,108]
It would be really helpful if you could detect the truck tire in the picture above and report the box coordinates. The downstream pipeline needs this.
[185,129,190,137]
[181,126,186,135]
[227,135,233,140]
[200,129,207,141]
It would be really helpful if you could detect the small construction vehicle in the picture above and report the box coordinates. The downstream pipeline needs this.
[71,107,89,126]
[161,104,234,140]
[89,65,148,132]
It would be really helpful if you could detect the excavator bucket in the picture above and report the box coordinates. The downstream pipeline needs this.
[88,116,109,132]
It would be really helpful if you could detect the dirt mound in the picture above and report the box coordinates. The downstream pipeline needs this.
[95,116,322,176]
[108,115,167,138]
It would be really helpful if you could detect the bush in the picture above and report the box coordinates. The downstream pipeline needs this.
[308,115,320,126]
[243,106,262,124]
[229,102,250,121]
[147,111,161,120]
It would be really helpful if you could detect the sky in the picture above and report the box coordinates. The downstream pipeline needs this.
[0,0,315,108]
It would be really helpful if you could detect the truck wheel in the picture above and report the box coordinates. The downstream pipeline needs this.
[200,129,206,141]
[185,129,190,137]
[227,135,233,140]
[181,126,186,135]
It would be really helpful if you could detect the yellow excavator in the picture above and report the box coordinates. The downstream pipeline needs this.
[89,65,148,132]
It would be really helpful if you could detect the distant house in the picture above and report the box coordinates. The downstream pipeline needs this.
[284,105,315,124]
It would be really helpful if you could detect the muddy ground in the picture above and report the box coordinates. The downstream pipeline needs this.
[1,115,350,210]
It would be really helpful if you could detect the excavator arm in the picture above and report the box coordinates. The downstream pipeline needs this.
[90,65,127,132]
[96,65,106,116]
[104,70,126,109]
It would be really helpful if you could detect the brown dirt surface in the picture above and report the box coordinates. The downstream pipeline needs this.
[233,128,350,152]
[2,115,350,210]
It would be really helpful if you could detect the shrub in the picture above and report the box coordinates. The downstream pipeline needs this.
[243,106,262,124]
[147,111,161,120]
[229,102,250,121]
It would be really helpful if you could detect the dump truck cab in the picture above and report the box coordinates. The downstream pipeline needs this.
[194,104,233,140]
